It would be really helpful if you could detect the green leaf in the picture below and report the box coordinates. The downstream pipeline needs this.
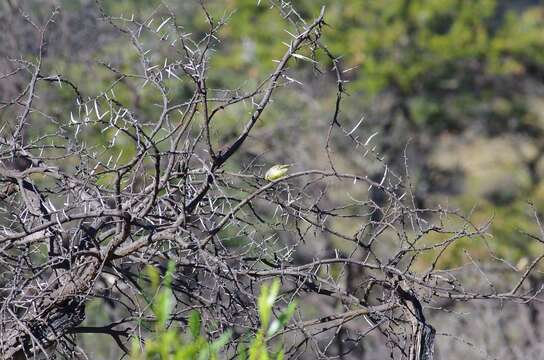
[188,310,202,339]
[197,346,210,360]
[238,344,248,360]
[175,338,206,360]
[266,301,296,337]
[248,331,268,360]
[266,320,280,338]
[164,260,175,288]
[258,280,281,329]
[210,330,232,352]
[153,288,174,329]
[257,284,271,328]
[146,265,160,290]
[278,301,297,327]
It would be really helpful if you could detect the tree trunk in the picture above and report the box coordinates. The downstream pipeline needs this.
[397,287,436,360]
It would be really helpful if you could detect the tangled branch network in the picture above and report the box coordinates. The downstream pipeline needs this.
[1,2,543,359]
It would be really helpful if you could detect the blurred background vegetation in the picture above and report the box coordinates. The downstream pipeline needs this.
[2,0,544,357]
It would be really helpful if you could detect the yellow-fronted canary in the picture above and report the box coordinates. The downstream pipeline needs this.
[264,164,291,181]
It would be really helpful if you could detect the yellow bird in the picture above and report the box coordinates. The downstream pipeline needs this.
[264,164,291,181]
[516,257,529,272]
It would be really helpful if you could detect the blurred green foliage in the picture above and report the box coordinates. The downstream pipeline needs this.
[131,264,295,360]
[130,263,232,360]
[225,0,544,132]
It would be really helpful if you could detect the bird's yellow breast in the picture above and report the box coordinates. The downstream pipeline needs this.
[265,165,291,181]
